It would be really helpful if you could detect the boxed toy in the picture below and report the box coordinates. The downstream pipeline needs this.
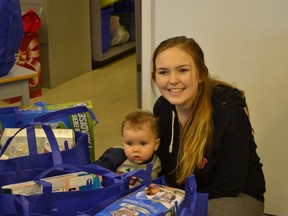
[0,128,75,159]
[2,171,102,196]
[96,183,185,216]
[0,100,97,161]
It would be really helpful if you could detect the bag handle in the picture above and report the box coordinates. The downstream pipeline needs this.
[179,175,198,216]
[32,163,125,195]
[152,175,167,185]
[34,163,124,186]
[0,123,63,166]
[14,195,30,216]
[122,163,153,186]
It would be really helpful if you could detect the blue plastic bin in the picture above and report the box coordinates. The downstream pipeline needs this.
[101,7,112,52]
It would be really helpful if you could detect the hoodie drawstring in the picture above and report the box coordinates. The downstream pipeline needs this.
[169,110,175,153]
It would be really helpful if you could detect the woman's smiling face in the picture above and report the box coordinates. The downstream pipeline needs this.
[154,47,201,110]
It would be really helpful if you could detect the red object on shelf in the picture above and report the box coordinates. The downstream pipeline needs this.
[4,9,42,104]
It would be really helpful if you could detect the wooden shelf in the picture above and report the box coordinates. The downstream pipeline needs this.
[92,42,136,69]
[102,41,135,59]
[90,0,136,69]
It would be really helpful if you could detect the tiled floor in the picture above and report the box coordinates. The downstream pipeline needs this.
[0,53,138,159]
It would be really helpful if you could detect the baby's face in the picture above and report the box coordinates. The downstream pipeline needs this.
[122,123,160,164]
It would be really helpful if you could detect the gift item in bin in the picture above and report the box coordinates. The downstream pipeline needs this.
[0,101,97,161]
[112,12,135,41]
[110,15,130,46]
[4,9,42,103]
[0,128,75,159]
[96,183,185,216]
[2,171,102,195]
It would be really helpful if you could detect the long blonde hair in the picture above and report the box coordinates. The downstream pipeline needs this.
[151,36,245,184]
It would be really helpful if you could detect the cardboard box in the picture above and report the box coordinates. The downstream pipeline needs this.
[0,128,75,159]
[96,183,185,216]
[2,171,102,196]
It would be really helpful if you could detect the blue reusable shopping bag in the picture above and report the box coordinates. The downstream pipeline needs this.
[84,164,208,216]
[94,174,208,216]
[0,101,97,161]
[0,163,127,215]
[0,106,98,188]
[0,163,149,215]
[77,165,154,215]
[180,175,208,216]
[0,123,91,188]
[0,0,23,77]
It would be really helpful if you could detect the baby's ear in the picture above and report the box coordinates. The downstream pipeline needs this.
[154,138,161,151]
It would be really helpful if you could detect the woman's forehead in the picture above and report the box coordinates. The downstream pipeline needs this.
[156,47,194,67]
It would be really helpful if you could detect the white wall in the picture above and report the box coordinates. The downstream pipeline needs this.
[141,0,155,110]
[141,1,288,215]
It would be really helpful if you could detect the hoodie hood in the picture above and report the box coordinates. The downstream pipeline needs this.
[212,85,247,117]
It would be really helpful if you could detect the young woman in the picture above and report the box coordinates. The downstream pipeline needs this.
[151,36,266,215]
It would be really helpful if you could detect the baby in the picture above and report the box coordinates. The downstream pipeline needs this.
[94,110,161,187]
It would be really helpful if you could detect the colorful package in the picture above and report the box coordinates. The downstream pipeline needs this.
[2,171,101,195]
[96,183,185,216]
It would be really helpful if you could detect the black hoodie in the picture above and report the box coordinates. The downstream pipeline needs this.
[153,85,266,202]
